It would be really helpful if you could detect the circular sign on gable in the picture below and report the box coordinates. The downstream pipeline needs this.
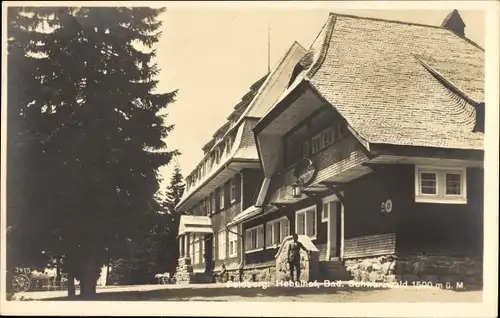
[385,199,393,213]
[293,158,316,185]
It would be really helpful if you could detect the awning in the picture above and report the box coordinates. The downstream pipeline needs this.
[227,206,262,227]
[178,215,213,236]
[227,205,279,227]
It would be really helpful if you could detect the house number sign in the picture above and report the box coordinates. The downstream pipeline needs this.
[381,199,393,214]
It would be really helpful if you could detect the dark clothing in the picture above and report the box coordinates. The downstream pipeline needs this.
[289,257,301,282]
[287,241,306,262]
[287,240,307,282]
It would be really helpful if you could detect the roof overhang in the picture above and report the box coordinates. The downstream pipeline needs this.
[254,81,310,135]
[227,206,262,227]
[178,215,213,236]
[227,204,280,227]
[369,143,484,163]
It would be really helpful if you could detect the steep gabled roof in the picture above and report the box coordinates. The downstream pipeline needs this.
[270,12,484,151]
[176,41,307,211]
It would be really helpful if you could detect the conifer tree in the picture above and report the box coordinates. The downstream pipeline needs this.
[7,7,177,297]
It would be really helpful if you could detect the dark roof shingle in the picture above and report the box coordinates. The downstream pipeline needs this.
[284,13,485,150]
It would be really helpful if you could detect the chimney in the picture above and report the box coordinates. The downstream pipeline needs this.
[441,9,466,37]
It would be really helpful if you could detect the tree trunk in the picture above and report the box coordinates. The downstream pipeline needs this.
[79,258,98,298]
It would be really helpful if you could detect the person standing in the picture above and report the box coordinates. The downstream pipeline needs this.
[287,234,309,282]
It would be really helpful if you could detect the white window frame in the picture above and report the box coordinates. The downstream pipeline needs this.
[311,133,322,153]
[295,205,317,239]
[201,238,205,264]
[265,217,290,248]
[245,224,264,253]
[414,165,467,204]
[321,194,338,222]
[228,226,238,258]
[219,187,225,210]
[230,177,236,203]
[218,230,227,260]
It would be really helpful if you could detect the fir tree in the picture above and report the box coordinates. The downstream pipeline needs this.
[7,7,178,297]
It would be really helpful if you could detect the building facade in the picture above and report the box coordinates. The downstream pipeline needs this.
[174,42,307,283]
[242,11,484,285]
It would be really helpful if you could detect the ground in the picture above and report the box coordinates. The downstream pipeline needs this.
[12,282,482,302]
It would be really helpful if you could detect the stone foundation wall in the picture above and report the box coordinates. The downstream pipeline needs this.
[344,254,482,286]
[174,257,194,284]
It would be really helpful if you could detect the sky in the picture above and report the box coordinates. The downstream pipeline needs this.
[153,6,485,191]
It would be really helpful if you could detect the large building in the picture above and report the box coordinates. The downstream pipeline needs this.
[175,10,484,286]
[174,42,307,283]
[246,10,484,284]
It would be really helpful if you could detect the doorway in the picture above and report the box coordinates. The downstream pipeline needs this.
[322,194,341,260]
[205,234,213,273]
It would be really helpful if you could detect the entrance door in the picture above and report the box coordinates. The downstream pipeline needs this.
[205,234,213,273]
[322,195,341,260]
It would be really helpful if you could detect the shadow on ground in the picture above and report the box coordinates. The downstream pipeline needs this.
[41,285,388,301]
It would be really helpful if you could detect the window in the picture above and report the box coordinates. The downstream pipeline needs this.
[219,187,225,210]
[420,172,437,194]
[200,201,205,216]
[193,237,200,264]
[445,173,462,195]
[245,225,264,252]
[322,127,334,148]
[338,121,348,138]
[230,178,236,203]
[265,217,290,247]
[215,148,221,164]
[205,197,210,215]
[228,226,238,257]
[226,137,233,154]
[211,193,216,214]
[295,206,317,239]
[311,133,322,153]
[201,238,205,263]
[415,166,467,204]
[322,199,337,222]
[218,230,227,260]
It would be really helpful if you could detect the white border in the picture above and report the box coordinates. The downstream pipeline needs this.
[1,1,498,318]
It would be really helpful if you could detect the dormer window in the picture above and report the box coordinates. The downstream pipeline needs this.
[215,147,221,164]
[226,137,233,154]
